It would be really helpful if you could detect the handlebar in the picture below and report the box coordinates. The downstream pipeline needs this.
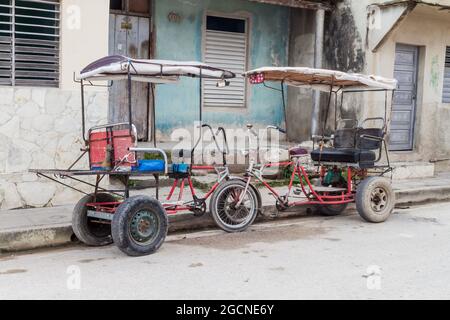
[311,134,334,142]
[191,123,229,166]
[247,124,286,135]
[360,117,386,130]
[215,126,229,155]
[266,125,286,134]
[201,124,229,155]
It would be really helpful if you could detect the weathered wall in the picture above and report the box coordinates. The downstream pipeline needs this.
[0,0,110,209]
[153,0,290,138]
[286,8,315,142]
[61,0,110,90]
[369,4,450,168]
[324,1,450,171]
[322,0,366,134]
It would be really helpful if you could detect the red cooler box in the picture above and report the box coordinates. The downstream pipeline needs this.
[89,127,136,171]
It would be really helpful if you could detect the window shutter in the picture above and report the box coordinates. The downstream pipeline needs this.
[0,0,13,85]
[443,46,450,103]
[0,0,60,87]
[203,28,247,108]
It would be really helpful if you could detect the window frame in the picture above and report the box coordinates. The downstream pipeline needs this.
[0,0,61,88]
[443,45,450,104]
[110,0,151,18]
[201,11,251,111]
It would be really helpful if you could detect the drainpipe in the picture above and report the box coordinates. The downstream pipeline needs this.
[311,8,325,137]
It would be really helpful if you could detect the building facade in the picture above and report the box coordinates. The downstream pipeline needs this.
[1,0,448,209]
[0,0,327,209]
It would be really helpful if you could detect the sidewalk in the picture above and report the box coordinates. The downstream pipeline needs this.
[2,173,450,253]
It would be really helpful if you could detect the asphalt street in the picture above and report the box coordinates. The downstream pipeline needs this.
[1,202,449,299]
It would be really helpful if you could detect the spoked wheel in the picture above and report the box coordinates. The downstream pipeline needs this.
[318,203,348,216]
[72,193,117,246]
[356,177,395,223]
[112,195,168,256]
[210,179,258,232]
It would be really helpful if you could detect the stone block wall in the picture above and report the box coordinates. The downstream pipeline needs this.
[0,87,108,209]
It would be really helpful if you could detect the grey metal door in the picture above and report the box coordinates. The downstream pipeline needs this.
[389,44,419,151]
[109,14,151,141]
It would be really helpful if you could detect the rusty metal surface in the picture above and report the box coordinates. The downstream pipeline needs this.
[248,0,334,11]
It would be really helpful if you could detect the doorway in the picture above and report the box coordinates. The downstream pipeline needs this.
[108,0,152,141]
[389,44,419,151]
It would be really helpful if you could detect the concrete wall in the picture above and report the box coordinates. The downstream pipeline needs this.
[0,0,110,209]
[286,8,315,142]
[374,5,450,168]
[324,1,450,170]
[153,0,290,138]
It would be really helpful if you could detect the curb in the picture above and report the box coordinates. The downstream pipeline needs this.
[394,186,450,206]
[2,187,450,254]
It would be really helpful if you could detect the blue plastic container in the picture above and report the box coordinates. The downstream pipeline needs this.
[132,160,165,172]
[172,163,190,173]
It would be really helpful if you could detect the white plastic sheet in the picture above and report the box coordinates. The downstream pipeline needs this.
[244,67,398,91]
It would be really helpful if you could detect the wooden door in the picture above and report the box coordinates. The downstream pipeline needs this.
[389,44,419,151]
[109,14,151,141]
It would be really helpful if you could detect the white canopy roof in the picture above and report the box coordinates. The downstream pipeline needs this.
[80,55,235,83]
[244,67,398,91]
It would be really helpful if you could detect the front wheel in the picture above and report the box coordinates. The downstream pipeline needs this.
[111,195,168,256]
[356,177,395,223]
[210,179,259,233]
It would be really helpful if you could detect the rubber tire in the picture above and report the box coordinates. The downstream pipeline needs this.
[72,193,117,246]
[318,203,348,216]
[356,177,395,223]
[210,179,259,233]
[111,195,168,257]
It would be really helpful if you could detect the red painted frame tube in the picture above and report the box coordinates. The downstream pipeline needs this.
[166,179,178,201]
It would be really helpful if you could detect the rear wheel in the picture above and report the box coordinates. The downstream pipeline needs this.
[210,179,258,233]
[111,195,168,256]
[72,193,117,246]
[318,203,348,216]
[356,177,395,223]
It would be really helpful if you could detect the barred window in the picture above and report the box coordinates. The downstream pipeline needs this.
[443,46,450,103]
[0,0,60,87]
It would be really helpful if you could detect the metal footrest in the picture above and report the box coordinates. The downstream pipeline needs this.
[87,210,114,221]
[312,186,347,193]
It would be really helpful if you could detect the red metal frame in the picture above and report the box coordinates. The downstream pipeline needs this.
[162,165,222,215]
[84,165,224,216]
[249,161,355,208]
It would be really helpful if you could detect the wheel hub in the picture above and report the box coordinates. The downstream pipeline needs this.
[130,210,158,244]
[370,187,387,213]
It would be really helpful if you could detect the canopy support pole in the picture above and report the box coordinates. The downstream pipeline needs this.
[127,63,133,136]
[80,79,87,145]
[191,68,204,167]
[281,80,287,129]
[151,84,156,147]
[311,8,325,137]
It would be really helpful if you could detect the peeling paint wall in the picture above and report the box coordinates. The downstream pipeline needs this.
[324,1,365,72]
[321,0,367,133]
[153,0,290,138]
[325,0,450,171]
[286,8,315,142]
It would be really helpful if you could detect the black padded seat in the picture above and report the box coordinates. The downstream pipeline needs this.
[311,148,376,164]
